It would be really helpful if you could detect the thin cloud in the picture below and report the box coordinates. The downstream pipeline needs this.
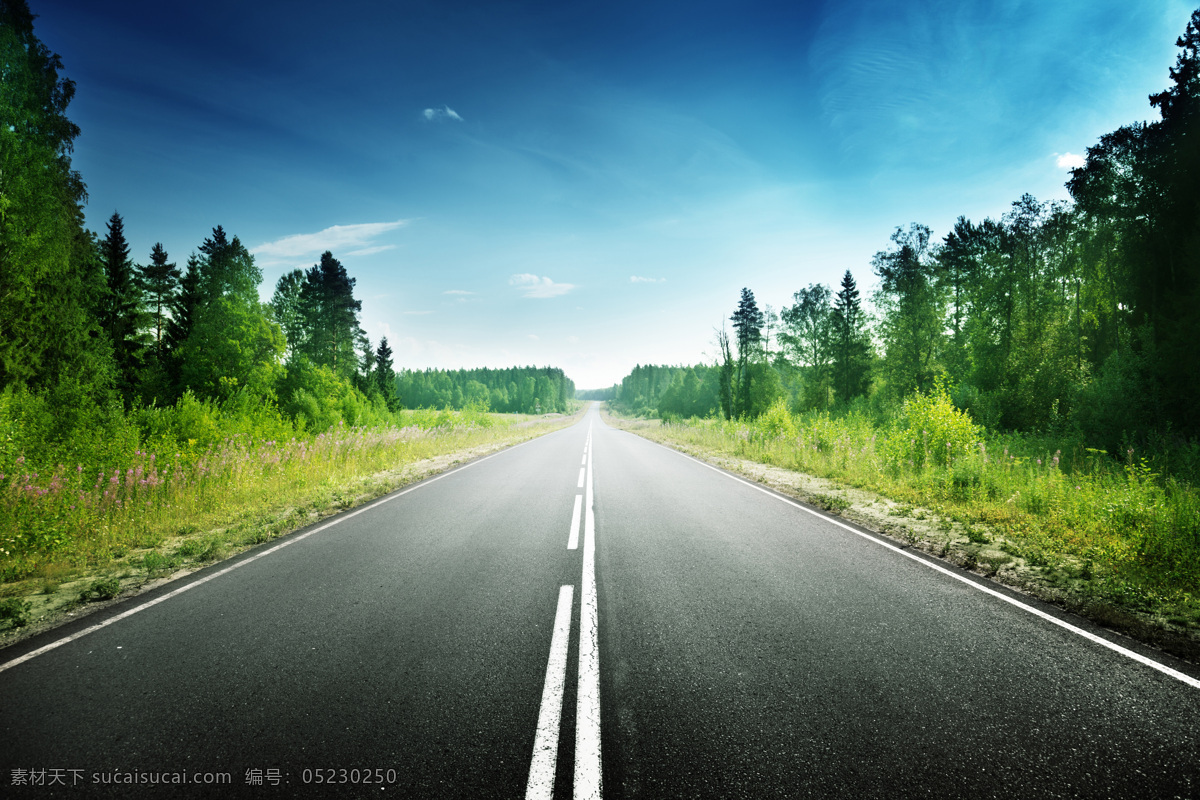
[630,276,666,283]
[423,105,464,122]
[443,289,476,295]
[1055,152,1086,170]
[509,273,575,299]
[346,245,396,257]
[252,220,409,261]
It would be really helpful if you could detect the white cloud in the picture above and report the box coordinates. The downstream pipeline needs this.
[528,334,539,341]
[509,273,575,299]
[630,276,666,283]
[252,220,409,261]
[346,245,396,257]
[423,105,464,122]
[443,289,475,295]
[1055,152,1086,170]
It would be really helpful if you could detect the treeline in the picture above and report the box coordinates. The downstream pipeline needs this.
[619,9,1200,457]
[0,2,573,473]
[395,367,575,414]
[575,387,615,402]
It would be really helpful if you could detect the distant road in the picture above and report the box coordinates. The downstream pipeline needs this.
[3,404,1198,798]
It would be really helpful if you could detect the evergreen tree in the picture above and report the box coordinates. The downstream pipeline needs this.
[98,211,144,399]
[298,251,363,379]
[730,288,764,417]
[139,242,180,352]
[196,225,260,304]
[374,337,396,408]
[830,270,872,402]
[0,0,113,402]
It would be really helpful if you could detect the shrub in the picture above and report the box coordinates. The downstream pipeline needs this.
[755,398,797,441]
[885,379,983,470]
[0,597,32,628]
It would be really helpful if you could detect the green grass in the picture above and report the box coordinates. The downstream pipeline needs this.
[0,408,577,616]
[623,398,1200,622]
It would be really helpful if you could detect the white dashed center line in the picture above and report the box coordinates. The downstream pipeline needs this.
[527,422,603,799]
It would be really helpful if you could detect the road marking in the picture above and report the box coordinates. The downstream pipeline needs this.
[576,428,602,799]
[0,437,547,674]
[644,438,1200,691]
[525,585,575,800]
[568,494,582,550]
[581,453,587,465]
[577,467,586,488]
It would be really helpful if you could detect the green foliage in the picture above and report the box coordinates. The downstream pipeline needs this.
[0,597,32,628]
[754,398,798,441]
[884,380,983,470]
[79,577,120,602]
[397,366,575,414]
[97,211,146,402]
[830,270,872,403]
[178,297,286,402]
[873,223,944,398]
[0,1,112,403]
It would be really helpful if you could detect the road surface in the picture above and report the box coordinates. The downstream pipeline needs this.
[2,404,1198,797]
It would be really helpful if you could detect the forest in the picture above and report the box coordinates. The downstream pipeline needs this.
[614,8,1200,471]
[0,2,576,473]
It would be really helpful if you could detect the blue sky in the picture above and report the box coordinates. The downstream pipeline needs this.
[33,0,1196,389]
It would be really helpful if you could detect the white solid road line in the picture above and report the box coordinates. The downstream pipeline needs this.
[576,424,602,800]
[649,438,1200,692]
[526,585,576,800]
[568,494,582,550]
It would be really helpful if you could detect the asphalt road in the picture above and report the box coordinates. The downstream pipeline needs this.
[2,404,1198,798]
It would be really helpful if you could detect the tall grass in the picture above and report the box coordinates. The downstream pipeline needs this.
[0,406,558,583]
[638,389,1200,607]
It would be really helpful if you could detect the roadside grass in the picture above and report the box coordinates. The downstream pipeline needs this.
[0,408,578,635]
[608,393,1200,644]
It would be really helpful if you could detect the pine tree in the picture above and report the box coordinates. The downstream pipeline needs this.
[830,270,871,402]
[98,212,144,399]
[138,243,180,350]
[374,337,396,408]
[197,225,261,304]
[299,251,363,379]
[729,288,764,416]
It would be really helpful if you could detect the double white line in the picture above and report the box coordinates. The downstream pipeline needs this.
[526,425,601,800]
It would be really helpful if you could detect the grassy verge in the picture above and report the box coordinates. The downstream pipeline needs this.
[604,401,1200,663]
[0,408,580,643]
